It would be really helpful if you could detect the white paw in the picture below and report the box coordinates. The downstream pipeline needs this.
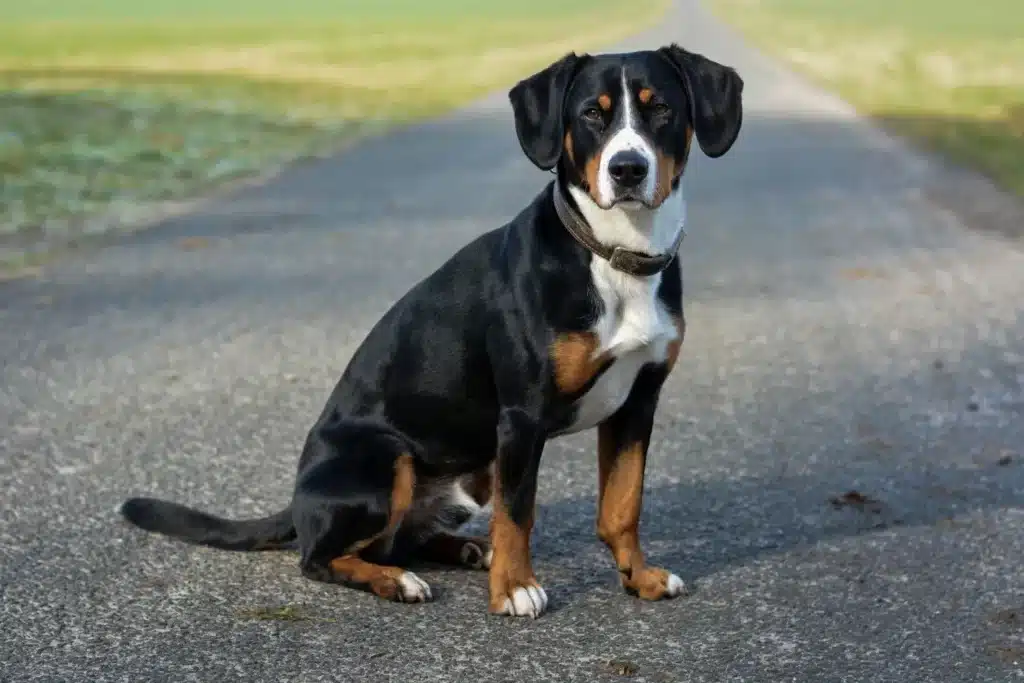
[397,571,433,603]
[482,547,493,569]
[497,584,548,618]
[665,573,687,598]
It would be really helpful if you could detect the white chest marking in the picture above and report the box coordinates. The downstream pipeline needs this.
[561,258,680,435]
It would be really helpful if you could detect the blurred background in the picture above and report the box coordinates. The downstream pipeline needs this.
[0,0,667,271]
[0,0,1020,272]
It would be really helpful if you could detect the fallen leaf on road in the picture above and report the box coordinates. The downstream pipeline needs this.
[989,608,1023,630]
[839,266,886,280]
[178,236,212,250]
[987,644,1024,665]
[829,490,884,514]
[604,660,638,677]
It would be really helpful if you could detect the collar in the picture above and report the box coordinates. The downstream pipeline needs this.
[551,181,686,277]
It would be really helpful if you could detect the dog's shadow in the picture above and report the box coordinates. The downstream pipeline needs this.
[432,415,1023,612]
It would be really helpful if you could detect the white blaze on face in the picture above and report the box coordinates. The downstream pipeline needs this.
[596,69,658,207]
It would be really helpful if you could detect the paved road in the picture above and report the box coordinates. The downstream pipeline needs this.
[2,2,1023,681]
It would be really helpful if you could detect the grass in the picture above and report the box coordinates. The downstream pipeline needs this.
[710,0,1024,196]
[0,0,668,253]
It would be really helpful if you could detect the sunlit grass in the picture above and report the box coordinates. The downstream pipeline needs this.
[0,0,669,246]
[711,0,1024,196]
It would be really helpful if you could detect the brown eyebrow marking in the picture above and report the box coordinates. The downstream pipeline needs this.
[598,94,612,111]
[638,88,654,104]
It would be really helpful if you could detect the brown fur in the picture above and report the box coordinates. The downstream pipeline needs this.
[653,150,677,206]
[550,332,611,394]
[596,433,679,600]
[340,453,416,555]
[564,131,575,165]
[598,93,612,111]
[638,87,654,104]
[488,480,539,613]
[653,127,694,206]
[327,555,410,601]
[583,149,603,203]
[460,467,493,506]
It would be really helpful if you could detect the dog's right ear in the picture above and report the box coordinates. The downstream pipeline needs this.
[508,53,583,171]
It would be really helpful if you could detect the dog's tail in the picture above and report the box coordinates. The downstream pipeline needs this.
[120,497,296,552]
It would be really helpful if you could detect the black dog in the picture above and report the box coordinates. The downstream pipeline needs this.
[122,43,743,618]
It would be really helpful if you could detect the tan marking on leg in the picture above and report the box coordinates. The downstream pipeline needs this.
[598,93,612,111]
[597,432,681,600]
[327,555,409,601]
[391,453,415,518]
[488,479,539,613]
[346,453,416,555]
[638,87,654,105]
[550,332,611,395]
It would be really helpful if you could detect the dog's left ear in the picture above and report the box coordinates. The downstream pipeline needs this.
[508,52,584,170]
[657,43,744,158]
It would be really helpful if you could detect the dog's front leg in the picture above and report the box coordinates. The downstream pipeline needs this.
[597,366,688,601]
[488,406,548,618]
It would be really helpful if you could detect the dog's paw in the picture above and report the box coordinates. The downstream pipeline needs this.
[491,582,548,618]
[395,571,433,603]
[458,540,492,570]
[623,566,689,601]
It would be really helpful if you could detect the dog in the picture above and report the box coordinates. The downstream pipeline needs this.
[121,43,743,619]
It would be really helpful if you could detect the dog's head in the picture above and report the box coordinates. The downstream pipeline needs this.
[509,45,743,210]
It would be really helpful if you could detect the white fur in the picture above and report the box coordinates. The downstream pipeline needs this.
[402,478,485,543]
[560,182,686,435]
[665,573,687,597]
[596,71,658,208]
[396,571,433,602]
[495,584,548,618]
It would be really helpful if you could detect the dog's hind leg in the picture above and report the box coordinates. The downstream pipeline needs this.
[416,532,492,570]
[293,423,432,603]
[411,468,493,570]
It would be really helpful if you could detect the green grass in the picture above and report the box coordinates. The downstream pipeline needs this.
[710,0,1024,196]
[0,0,668,251]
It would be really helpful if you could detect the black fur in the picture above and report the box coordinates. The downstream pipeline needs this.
[509,52,584,170]
[121,45,742,607]
[657,43,744,158]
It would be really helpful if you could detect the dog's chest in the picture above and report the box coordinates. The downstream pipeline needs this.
[562,265,678,434]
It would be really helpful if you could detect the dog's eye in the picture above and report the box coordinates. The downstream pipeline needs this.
[652,102,671,116]
[582,107,602,122]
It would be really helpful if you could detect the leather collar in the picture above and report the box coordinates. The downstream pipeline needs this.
[551,182,686,277]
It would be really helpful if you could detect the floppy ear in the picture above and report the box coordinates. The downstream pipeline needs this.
[508,52,583,170]
[657,43,743,158]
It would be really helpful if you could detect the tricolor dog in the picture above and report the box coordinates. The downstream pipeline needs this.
[121,44,743,618]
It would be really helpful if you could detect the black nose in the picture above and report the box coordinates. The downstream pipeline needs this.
[608,151,649,188]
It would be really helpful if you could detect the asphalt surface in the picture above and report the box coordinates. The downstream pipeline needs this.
[2,2,1024,681]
